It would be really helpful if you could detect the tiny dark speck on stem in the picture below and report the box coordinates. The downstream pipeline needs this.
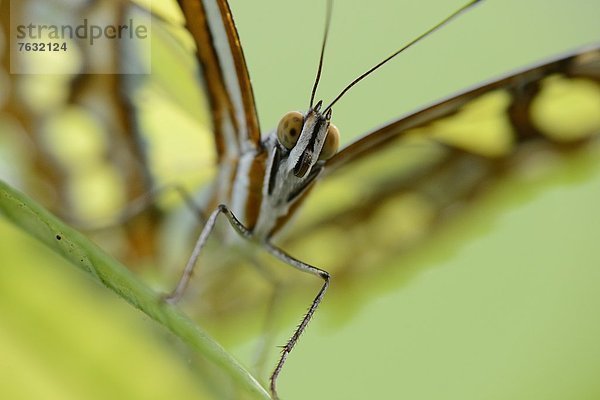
[56,234,61,240]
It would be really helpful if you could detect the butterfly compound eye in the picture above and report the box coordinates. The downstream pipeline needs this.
[277,111,304,149]
[319,123,340,160]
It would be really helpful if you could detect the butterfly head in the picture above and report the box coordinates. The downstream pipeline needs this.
[276,100,340,179]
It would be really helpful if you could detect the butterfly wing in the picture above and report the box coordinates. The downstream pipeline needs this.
[177,0,261,158]
[0,1,222,264]
[1,1,161,261]
[0,0,268,315]
[285,46,600,280]
[327,47,600,170]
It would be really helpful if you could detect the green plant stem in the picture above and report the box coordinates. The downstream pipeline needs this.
[0,180,270,400]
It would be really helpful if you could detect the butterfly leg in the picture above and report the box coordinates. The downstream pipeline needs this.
[163,204,228,303]
[262,242,330,400]
[164,204,330,399]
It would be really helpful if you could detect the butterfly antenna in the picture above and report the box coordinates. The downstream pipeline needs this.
[324,0,482,112]
[309,0,334,109]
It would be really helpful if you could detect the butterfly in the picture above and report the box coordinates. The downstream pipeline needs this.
[1,0,599,399]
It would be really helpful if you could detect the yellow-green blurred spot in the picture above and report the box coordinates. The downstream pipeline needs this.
[428,89,515,157]
[43,106,106,168]
[532,75,600,141]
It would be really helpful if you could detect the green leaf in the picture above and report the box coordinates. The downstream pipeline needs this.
[0,179,270,400]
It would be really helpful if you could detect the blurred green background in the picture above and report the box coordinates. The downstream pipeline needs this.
[1,0,600,399]
[235,0,600,397]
